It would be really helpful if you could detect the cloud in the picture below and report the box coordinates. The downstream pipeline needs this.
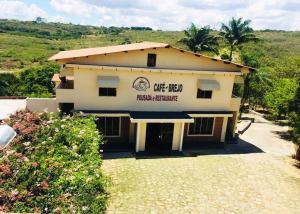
[50,0,92,17]
[0,0,48,20]
[1,0,299,30]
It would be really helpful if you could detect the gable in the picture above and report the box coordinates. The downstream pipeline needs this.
[58,47,241,72]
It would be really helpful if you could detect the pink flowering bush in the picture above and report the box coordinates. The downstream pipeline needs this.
[0,111,108,213]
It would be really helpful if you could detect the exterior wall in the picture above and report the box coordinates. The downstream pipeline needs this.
[230,97,242,111]
[60,48,241,72]
[102,117,130,144]
[26,98,58,112]
[183,117,224,145]
[64,68,235,112]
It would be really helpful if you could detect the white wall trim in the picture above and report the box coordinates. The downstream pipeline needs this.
[130,118,194,123]
[82,113,129,117]
[66,63,243,76]
[188,113,232,117]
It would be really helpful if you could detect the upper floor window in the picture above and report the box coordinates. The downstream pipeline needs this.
[147,53,156,67]
[188,117,214,136]
[197,89,212,99]
[97,117,120,137]
[99,87,116,96]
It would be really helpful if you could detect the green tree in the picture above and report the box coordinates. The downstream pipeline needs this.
[265,78,298,118]
[220,17,258,61]
[0,73,20,96]
[180,23,220,54]
[289,81,300,159]
[0,78,8,96]
[19,63,59,97]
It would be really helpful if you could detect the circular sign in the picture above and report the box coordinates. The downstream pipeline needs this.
[132,77,150,91]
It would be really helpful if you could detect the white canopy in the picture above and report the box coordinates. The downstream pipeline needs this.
[197,79,220,90]
[0,125,16,149]
[98,76,120,88]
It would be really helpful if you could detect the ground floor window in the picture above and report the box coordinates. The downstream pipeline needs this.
[188,117,214,135]
[96,117,120,137]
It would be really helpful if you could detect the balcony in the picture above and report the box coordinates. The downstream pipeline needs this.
[55,80,74,102]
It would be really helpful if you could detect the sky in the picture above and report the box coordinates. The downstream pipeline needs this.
[0,0,299,31]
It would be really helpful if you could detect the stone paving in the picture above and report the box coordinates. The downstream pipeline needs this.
[102,114,300,214]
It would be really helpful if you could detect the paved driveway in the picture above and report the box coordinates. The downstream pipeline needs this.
[103,114,300,213]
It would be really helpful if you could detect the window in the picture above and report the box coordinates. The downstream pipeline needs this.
[147,53,156,67]
[197,89,212,99]
[99,88,116,96]
[97,117,120,137]
[188,117,214,135]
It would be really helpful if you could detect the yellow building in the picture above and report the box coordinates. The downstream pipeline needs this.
[49,42,253,153]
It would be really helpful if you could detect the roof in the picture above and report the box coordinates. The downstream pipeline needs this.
[49,41,255,71]
[49,42,169,61]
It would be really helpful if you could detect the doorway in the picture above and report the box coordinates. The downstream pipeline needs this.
[145,123,174,151]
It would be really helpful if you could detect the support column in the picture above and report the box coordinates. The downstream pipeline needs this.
[179,123,185,151]
[135,123,140,152]
[221,117,228,143]
[171,122,185,151]
[172,123,181,151]
[232,112,238,138]
[135,122,146,152]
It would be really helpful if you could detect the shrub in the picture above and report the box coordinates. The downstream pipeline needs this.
[0,111,109,213]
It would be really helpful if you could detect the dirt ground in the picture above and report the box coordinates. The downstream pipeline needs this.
[102,113,300,214]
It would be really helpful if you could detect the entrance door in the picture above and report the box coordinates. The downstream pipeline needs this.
[145,123,174,151]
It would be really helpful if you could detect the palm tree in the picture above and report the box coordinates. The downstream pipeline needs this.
[180,23,220,54]
[220,18,258,61]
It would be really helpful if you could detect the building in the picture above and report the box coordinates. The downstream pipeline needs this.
[49,42,253,153]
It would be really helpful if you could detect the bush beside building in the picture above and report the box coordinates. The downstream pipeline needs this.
[0,111,109,213]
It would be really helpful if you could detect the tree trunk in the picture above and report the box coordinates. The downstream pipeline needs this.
[296,144,300,160]
[229,44,234,61]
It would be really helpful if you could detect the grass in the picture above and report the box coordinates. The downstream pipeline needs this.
[0,20,299,71]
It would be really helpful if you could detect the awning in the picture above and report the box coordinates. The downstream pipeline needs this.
[98,76,120,88]
[234,76,244,84]
[130,111,194,123]
[197,79,220,90]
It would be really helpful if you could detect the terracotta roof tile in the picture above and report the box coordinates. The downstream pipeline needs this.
[49,41,169,60]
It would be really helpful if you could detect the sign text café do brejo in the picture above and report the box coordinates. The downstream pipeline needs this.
[49,42,253,153]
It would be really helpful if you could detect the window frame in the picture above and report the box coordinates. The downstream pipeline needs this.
[197,89,213,99]
[147,53,157,67]
[187,117,215,136]
[97,117,121,137]
[99,87,117,97]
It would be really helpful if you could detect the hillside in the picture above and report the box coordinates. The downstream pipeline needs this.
[0,19,299,71]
